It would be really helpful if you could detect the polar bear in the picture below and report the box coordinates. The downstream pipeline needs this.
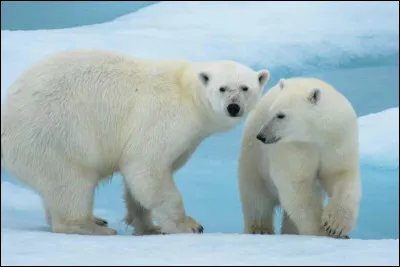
[238,77,361,239]
[1,49,269,236]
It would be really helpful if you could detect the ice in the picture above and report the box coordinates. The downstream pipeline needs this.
[1,1,399,265]
[2,230,398,266]
[1,181,398,266]
[359,108,399,169]
[1,1,399,100]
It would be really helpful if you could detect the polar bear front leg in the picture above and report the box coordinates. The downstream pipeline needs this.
[274,179,325,236]
[269,145,326,237]
[281,210,299,235]
[321,170,361,239]
[121,164,203,234]
[123,182,162,236]
[171,144,199,173]
[281,183,325,236]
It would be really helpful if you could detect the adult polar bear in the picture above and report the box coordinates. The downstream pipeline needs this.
[238,77,361,239]
[1,49,269,236]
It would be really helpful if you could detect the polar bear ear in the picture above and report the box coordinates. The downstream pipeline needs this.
[257,70,270,89]
[308,88,321,104]
[279,78,285,90]
[199,72,210,86]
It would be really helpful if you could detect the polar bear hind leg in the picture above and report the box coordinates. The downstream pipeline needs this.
[124,183,163,235]
[39,158,116,235]
[239,153,276,235]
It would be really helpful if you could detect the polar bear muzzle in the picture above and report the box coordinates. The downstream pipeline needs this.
[256,123,281,144]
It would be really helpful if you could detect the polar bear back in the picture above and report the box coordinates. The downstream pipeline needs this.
[2,50,197,173]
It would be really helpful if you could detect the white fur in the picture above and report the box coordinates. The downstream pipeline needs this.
[1,49,269,235]
[238,77,361,238]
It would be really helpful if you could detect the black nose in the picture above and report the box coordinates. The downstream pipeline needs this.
[256,133,266,143]
[227,104,240,117]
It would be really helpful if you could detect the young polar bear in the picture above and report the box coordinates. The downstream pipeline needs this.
[238,77,361,238]
[1,49,269,236]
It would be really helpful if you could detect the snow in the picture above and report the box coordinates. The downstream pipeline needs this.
[1,181,399,266]
[359,108,399,169]
[1,1,399,266]
[1,1,399,100]
[2,231,398,266]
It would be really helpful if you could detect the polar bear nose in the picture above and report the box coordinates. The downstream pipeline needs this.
[227,104,241,117]
[256,133,266,143]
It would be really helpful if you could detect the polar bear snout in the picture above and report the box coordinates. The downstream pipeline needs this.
[256,133,267,143]
[257,124,281,144]
[226,103,242,117]
[256,132,281,144]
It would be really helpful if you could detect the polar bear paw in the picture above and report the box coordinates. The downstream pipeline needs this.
[161,216,204,234]
[93,216,108,226]
[245,223,274,235]
[52,221,117,236]
[322,199,356,239]
[134,225,164,236]
[177,216,204,234]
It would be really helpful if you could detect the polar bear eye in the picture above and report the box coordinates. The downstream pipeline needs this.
[219,87,227,93]
[276,113,286,119]
[241,86,249,92]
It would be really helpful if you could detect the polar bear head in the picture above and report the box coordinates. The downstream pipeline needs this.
[196,61,269,125]
[256,78,337,145]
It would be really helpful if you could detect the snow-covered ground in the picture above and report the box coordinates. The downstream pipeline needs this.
[1,1,399,266]
[2,227,398,266]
